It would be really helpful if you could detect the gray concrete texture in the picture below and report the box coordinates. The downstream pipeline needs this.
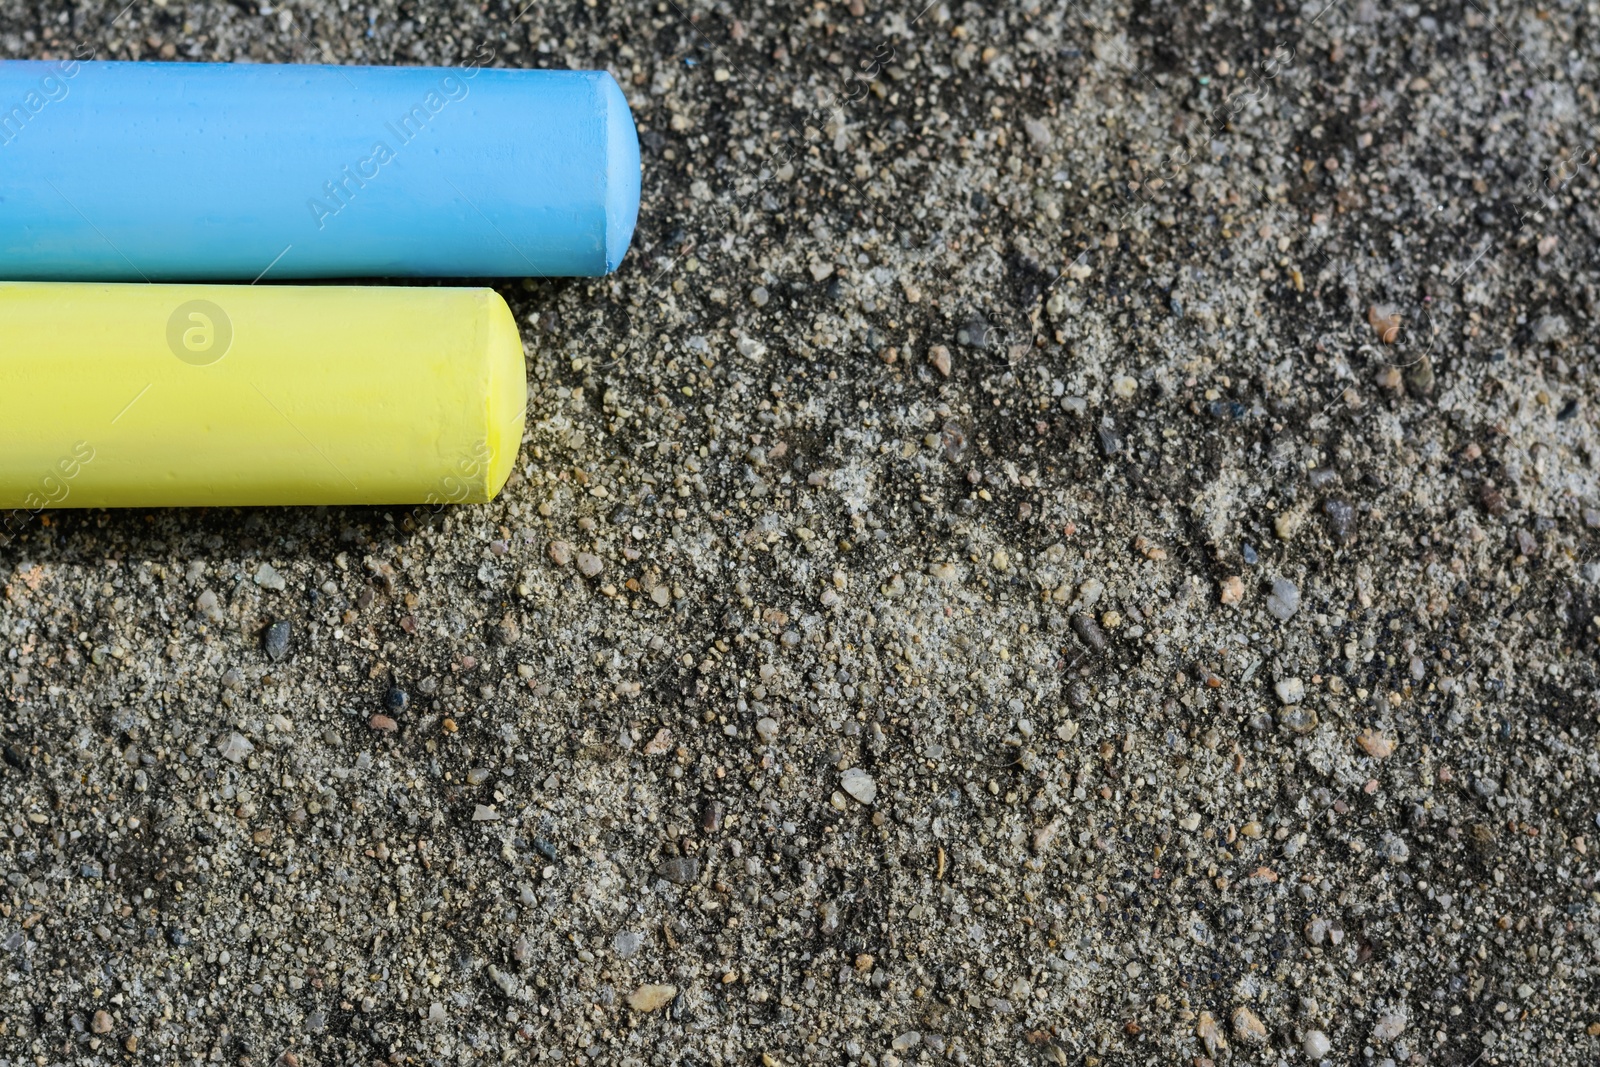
[2,0,1600,1064]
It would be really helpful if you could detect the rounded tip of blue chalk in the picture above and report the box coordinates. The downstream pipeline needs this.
[600,72,642,275]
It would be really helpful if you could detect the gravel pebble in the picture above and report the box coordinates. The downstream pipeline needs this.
[840,768,877,805]
[1264,578,1300,621]
[216,732,253,764]
[1373,1013,1407,1043]
[253,562,287,591]
[657,856,699,885]
[627,984,677,1012]
[1231,1005,1268,1046]
[262,619,291,661]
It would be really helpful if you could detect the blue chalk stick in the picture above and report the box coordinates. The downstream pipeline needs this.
[0,59,640,280]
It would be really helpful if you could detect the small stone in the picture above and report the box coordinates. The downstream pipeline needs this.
[495,613,520,645]
[1112,374,1137,399]
[929,345,952,377]
[613,930,644,958]
[643,728,672,755]
[253,562,287,591]
[1532,314,1568,343]
[427,1002,447,1023]
[1196,1011,1228,1057]
[1275,677,1306,704]
[1303,1029,1332,1060]
[750,285,770,307]
[658,856,700,884]
[840,768,877,805]
[472,804,500,822]
[1219,575,1244,605]
[548,540,573,565]
[384,687,409,713]
[1323,497,1356,540]
[1366,305,1400,344]
[891,1032,922,1052]
[1096,423,1123,457]
[1069,578,1104,614]
[1264,578,1300,621]
[489,965,518,997]
[1307,466,1339,489]
[755,717,780,744]
[1377,832,1410,863]
[1480,482,1509,516]
[92,1009,112,1034]
[195,588,223,623]
[1071,613,1107,653]
[262,620,291,661]
[1273,510,1302,541]
[1231,1006,1267,1046]
[369,714,398,732]
[216,732,253,764]
[575,552,603,578]
[628,983,677,1012]
[1356,728,1395,759]
[1405,354,1435,398]
[1277,706,1319,734]
[1133,536,1167,561]
[1022,116,1052,150]
[1228,1004,1267,1049]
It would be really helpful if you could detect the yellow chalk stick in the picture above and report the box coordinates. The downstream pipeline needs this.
[0,282,526,509]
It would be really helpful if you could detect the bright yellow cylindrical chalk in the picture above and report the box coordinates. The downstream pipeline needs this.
[0,283,526,509]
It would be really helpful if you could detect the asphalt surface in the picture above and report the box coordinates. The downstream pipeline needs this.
[2,1,1600,1065]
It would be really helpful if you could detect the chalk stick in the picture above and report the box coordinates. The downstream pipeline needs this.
[0,60,640,280]
[0,282,526,508]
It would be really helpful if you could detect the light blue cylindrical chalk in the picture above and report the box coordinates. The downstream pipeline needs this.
[0,59,640,280]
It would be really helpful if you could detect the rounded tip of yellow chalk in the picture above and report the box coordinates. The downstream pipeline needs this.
[483,290,528,503]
